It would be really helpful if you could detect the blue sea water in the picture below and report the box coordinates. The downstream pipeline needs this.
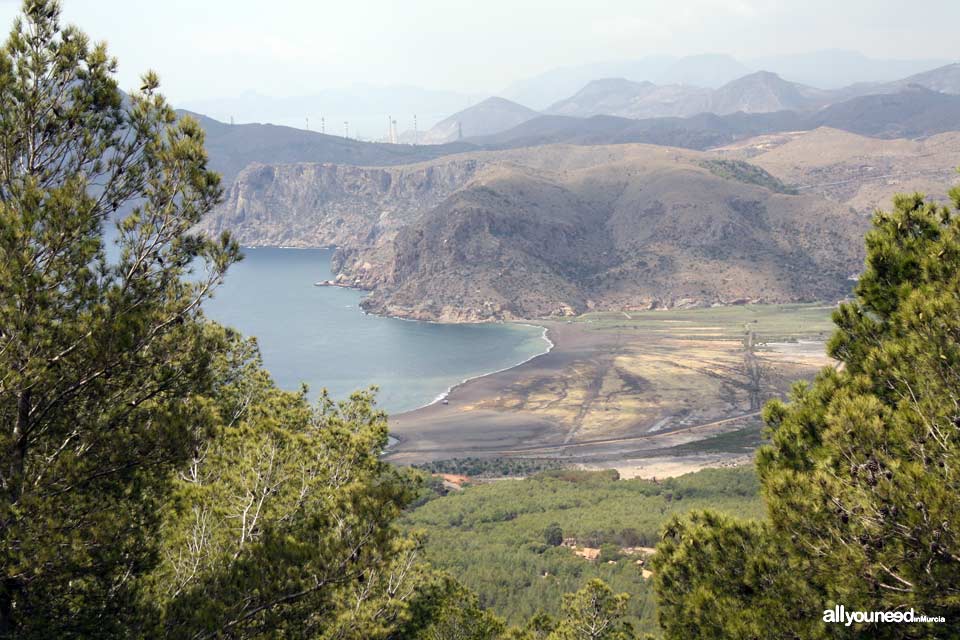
[203,247,549,414]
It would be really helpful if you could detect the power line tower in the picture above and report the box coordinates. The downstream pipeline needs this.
[305,116,309,131]
[344,121,349,139]
[413,114,418,146]
[321,116,325,135]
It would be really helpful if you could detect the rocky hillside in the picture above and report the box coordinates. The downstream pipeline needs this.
[196,157,483,248]
[711,127,960,214]
[203,144,868,321]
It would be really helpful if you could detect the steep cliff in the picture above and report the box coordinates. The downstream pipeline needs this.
[197,157,484,249]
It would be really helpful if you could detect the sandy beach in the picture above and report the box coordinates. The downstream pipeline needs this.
[386,321,596,464]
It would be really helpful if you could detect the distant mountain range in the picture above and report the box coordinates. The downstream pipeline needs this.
[179,85,481,140]
[502,52,954,109]
[183,73,960,193]
[545,71,824,119]
[399,63,953,152]
[542,64,960,120]
[465,84,960,151]
[180,110,475,186]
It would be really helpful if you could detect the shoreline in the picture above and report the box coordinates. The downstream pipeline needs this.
[249,247,825,470]
[257,246,557,417]
[421,323,554,409]
[385,323,554,453]
[384,319,608,463]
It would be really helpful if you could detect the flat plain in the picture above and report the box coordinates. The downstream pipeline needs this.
[386,303,837,468]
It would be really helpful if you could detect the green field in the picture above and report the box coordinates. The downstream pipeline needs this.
[404,467,764,635]
[576,302,838,343]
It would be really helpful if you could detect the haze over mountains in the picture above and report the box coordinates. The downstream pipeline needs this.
[184,51,960,321]
[177,51,955,140]
[180,85,481,140]
[500,51,953,110]
[544,71,821,119]
[542,64,960,120]
[381,62,960,147]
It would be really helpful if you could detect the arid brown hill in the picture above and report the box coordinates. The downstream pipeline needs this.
[711,127,960,215]
[202,144,868,321]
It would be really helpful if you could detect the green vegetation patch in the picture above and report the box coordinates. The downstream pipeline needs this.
[578,302,836,343]
[698,158,799,194]
[404,467,763,635]
[648,424,765,457]
[413,456,570,478]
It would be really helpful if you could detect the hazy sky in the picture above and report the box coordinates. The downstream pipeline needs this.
[0,0,957,102]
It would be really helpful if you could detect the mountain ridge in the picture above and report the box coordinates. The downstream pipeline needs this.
[201,144,868,321]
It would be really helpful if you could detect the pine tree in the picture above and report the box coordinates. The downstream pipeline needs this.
[549,579,633,640]
[545,523,564,547]
[652,183,960,639]
[0,1,238,635]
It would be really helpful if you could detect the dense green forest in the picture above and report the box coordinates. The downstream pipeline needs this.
[405,467,763,635]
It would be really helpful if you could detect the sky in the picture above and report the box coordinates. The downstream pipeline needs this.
[0,0,957,103]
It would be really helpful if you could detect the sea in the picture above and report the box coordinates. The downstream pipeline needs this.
[203,247,550,414]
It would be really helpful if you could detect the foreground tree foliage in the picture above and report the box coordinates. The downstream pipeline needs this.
[148,353,426,638]
[0,0,238,635]
[653,185,960,639]
[0,3,641,639]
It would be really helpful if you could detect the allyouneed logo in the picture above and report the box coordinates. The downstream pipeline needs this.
[823,605,945,626]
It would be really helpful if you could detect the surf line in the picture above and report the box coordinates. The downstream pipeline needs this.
[425,323,553,408]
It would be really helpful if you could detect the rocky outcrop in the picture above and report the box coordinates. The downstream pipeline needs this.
[197,158,484,248]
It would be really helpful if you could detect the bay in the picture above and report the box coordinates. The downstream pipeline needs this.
[203,247,549,414]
